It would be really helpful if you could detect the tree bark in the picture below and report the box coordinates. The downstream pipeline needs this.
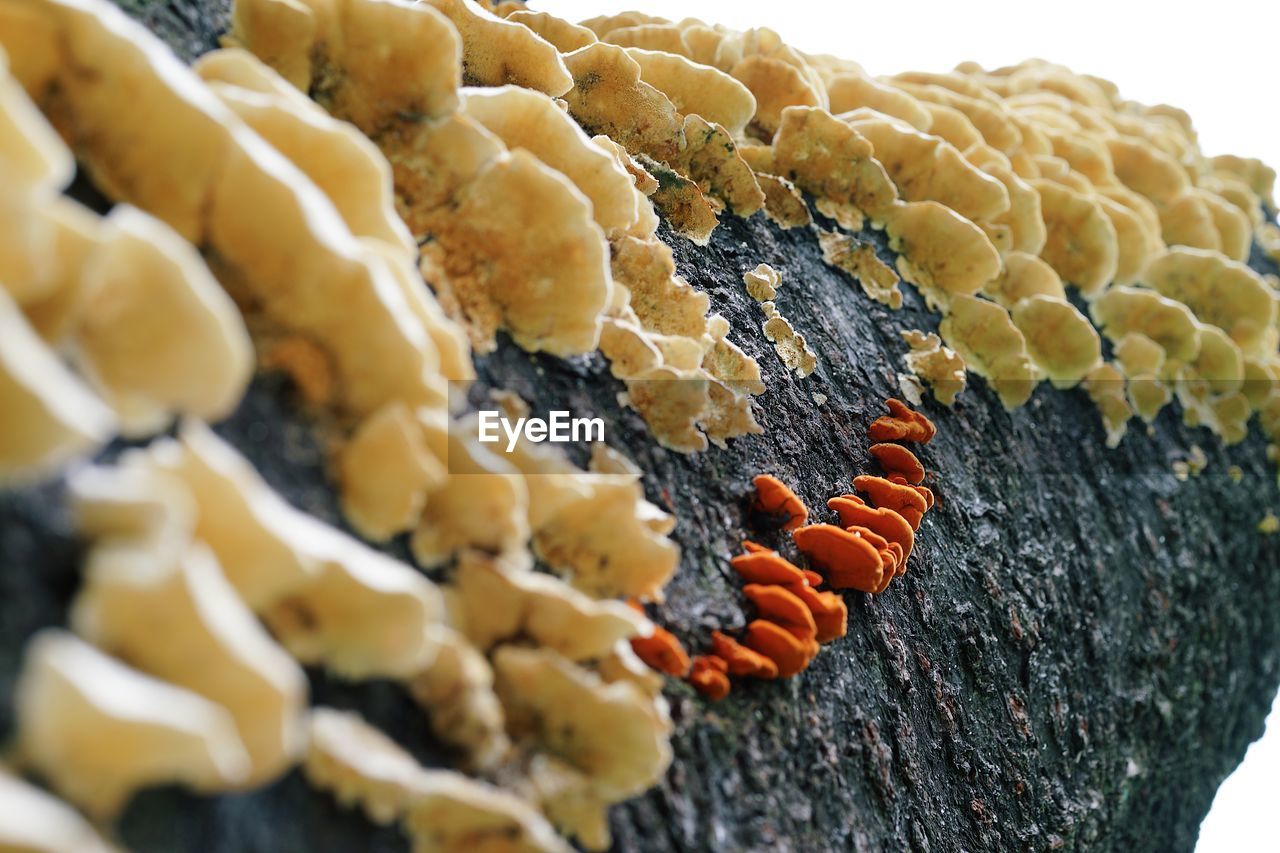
[2,3,1279,851]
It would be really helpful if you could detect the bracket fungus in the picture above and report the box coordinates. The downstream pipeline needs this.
[1142,248,1277,357]
[882,201,1002,307]
[1010,294,1102,389]
[773,105,898,229]
[752,474,810,531]
[0,770,115,853]
[623,47,757,138]
[304,707,569,852]
[868,397,938,444]
[0,289,115,483]
[869,443,926,485]
[1029,178,1118,295]
[687,655,732,700]
[792,523,884,593]
[1089,285,1203,367]
[939,295,1039,409]
[14,630,251,819]
[425,0,571,96]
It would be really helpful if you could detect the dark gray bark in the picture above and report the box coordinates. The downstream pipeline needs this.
[2,2,1279,851]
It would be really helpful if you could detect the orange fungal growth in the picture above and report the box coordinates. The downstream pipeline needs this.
[687,655,731,701]
[741,539,770,554]
[784,584,848,643]
[730,551,806,585]
[742,584,818,641]
[630,625,690,677]
[743,619,812,678]
[868,443,925,484]
[827,495,916,564]
[852,475,928,518]
[792,523,884,593]
[801,569,824,587]
[867,398,937,444]
[752,474,809,530]
[710,631,779,679]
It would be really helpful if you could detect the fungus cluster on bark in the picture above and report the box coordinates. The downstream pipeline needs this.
[2,0,1279,848]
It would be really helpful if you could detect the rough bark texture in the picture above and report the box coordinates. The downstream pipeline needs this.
[2,3,1279,852]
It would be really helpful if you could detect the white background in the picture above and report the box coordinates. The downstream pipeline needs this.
[539,2,1280,849]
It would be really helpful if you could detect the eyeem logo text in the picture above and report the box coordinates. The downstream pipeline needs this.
[477,410,605,452]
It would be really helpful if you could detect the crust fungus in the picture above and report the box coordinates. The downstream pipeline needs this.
[882,201,1002,307]
[0,770,114,853]
[1142,248,1277,356]
[939,295,1039,408]
[743,263,780,301]
[752,474,809,531]
[1010,294,1102,389]
[14,630,251,818]
[900,330,967,406]
[773,105,898,229]
[0,289,115,483]
[792,524,884,593]
[687,655,731,700]
[761,301,818,378]
[818,231,904,309]
[1029,179,1118,295]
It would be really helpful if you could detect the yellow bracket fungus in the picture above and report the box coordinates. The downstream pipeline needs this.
[1029,179,1118,295]
[14,630,251,819]
[1010,294,1102,389]
[882,201,1002,307]
[1090,285,1203,366]
[425,0,571,96]
[1142,247,1278,357]
[623,46,757,138]
[939,295,1039,408]
[0,770,115,853]
[818,231,903,309]
[773,105,898,230]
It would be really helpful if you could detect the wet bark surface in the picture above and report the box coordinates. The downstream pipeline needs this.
[2,2,1279,851]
